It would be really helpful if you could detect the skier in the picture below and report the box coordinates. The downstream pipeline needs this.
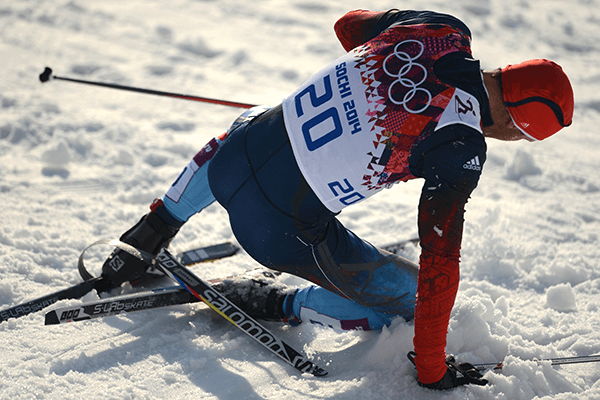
[99,9,574,390]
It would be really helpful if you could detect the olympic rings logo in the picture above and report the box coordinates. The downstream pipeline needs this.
[383,40,432,114]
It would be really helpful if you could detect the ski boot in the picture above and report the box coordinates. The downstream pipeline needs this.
[212,269,299,323]
[98,210,180,292]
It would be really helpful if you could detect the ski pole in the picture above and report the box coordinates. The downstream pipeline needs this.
[475,354,600,371]
[39,67,257,109]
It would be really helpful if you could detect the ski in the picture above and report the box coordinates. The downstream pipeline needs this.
[45,286,198,325]
[177,242,239,266]
[1,279,99,323]
[44,270,276,325]
[154,248,329,377]
[0,241,238,323]
[5,237,414,323]
[44,238,418,324]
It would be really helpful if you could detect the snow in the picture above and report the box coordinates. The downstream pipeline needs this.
[1,0,599,398]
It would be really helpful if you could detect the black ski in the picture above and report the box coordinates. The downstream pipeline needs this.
[44,286,198,325]
[178,242,239,265]
[44,238,418,324]
[154,248,328,377]
[45,270,275,324]
[1,242,238,323]
[1,279,99,322]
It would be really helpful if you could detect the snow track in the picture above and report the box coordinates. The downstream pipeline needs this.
[1,0,599,398]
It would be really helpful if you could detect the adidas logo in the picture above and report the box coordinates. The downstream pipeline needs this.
[463,156,482,171]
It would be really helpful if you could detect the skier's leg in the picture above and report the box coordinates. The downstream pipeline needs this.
[290,285,394,330]
[100,106,270,291]
[211,273,397,331]
[208,105,418,325]
[160,105,272,223]
[158,136,221,223]
[292,217,418,321]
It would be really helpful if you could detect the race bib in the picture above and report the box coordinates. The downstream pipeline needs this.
[283,52,378,212]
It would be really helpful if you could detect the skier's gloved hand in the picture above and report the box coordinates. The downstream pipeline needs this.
[407,351,489,390]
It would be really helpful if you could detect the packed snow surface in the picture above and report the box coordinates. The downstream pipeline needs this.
[1,0,600,399]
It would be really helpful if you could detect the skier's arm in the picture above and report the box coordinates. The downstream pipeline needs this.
[413,182,469,384]
[333,10,393,52]
[333,9,472,52]
[409,129,485,385]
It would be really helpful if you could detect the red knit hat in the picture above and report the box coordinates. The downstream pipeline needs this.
[502,59,574,141]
